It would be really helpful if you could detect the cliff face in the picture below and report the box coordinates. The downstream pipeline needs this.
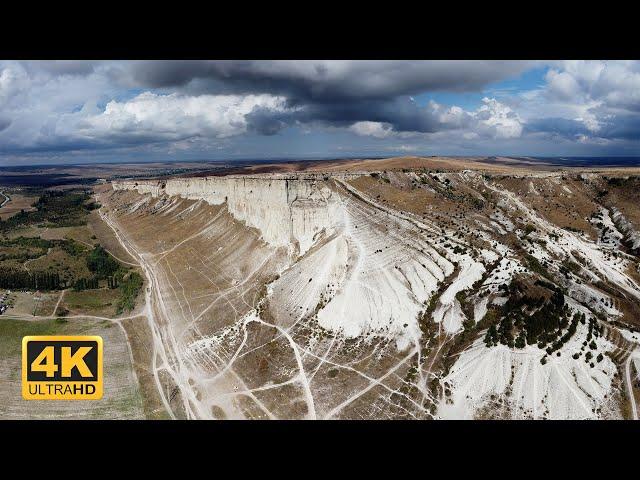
[114,175,358,256]
[112,173,452,348]
[106,169,640,420]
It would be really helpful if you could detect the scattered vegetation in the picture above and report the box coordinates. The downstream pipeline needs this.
[484,278,579,354]
[560,258,582,278]
[116,271,143,314]
[524,254,551,279]
[0,190,95,233]
[0,188,144,313]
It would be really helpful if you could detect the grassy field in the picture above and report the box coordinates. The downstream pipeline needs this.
[5,224,95,247]
[0,190,99,289]
[24,244,92,283]
[0,317,144,419]
[86,210,137,264]
[0,190,98,233]
[121,316,171,419]
[39,224,97,247]
[0,185,151,419]
[0,188,144,318]
[62,288,121,317]
[0,193,38,220]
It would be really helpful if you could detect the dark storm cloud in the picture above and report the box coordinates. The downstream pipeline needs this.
[0,61,531,156]
[2,60,506,141]
[54,60,639,144]
[525,118,590,137]
[598,115,640,140]
[247,96,470,136]
[5,60,640,164]
[245,107,289,136]
[526,115,640,141]
[130,60,532,101]
[24,60,97,77]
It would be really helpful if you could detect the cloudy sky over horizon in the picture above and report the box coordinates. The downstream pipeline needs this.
[1,60,640,165]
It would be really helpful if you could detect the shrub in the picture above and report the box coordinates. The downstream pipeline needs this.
[87,245,119,278]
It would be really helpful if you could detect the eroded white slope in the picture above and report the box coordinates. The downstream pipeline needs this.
[433,256,485,333]
[486,180,640,302]
[439,179,638,420]
[314,196,449,349]
[268,180,454,349]
[439,321,618,420]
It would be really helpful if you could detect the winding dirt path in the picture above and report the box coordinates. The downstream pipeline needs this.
[0,191,9,208]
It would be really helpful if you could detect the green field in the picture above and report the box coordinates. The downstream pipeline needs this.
[63,289,122,317]
[0,317,144,419]
[0,189,143,319]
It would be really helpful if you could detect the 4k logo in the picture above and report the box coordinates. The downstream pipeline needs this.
[22,336,103,400]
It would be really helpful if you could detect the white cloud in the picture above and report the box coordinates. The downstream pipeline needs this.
[348,98,523,141]
[436,104,469,128]
[515,61,640,140]
[0,64,29,108]
[397,144,417,151]
[0,61,294,153]
[349,121,394,138]
[78,92,289,141]
[2,60,640,161]
[473,98,523,139]
[545,69,583,101]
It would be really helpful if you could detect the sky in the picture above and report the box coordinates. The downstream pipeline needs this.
[1,60,640,166]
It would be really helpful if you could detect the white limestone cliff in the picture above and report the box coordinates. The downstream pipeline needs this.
[114,175,359,256]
